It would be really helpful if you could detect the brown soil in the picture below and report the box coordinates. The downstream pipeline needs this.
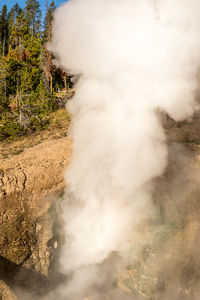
[0,125,72,299]
[0,136,71,203]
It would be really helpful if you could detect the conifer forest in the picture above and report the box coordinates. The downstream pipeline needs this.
[0,0,71,140]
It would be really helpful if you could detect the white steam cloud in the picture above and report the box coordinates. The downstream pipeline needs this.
[49,0,200,298]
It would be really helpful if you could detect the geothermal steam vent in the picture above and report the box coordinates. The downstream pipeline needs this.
[49,0,200,298]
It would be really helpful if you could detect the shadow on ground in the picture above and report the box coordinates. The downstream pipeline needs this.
[0,255,66,299]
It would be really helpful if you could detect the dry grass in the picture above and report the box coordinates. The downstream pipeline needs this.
[0,109,70,160]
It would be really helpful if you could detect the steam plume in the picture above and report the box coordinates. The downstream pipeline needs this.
[49,0,200,298]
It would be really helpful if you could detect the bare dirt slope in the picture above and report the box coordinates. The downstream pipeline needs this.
[0,134,71,300]
[0,136,71,201]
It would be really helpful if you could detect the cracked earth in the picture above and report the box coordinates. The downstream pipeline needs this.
[0,136,71,201]
[0,135,72,299]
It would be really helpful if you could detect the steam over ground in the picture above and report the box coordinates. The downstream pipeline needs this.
[49,0,200,299]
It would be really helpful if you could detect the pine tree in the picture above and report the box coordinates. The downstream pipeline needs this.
[9,12,30,49]
[8,11,42,96]
[24,0,41,36]
[0,5,8,56]
[8,4,22,47]
[42,0,56,92]
[43,0,56,43]
[0,57,8,118]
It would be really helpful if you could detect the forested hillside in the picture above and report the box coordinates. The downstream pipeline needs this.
[0,0,71,140]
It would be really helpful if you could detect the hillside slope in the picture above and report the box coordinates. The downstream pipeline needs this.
[0,111,199,299]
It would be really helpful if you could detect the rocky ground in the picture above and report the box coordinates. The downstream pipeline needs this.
[0,118,72,299]
[119,112,200,300]
[0,110,199,300]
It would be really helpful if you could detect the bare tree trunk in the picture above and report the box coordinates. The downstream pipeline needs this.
[50,74,53,93]
[3,63,6,101]
[4,80,6,102]
[2,33,6,56]
[19,108,22,124]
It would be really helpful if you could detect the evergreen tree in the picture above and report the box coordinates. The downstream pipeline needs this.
[9,11,30,48]
[43,0,56,43]
[42,0,56,92]
[0,57,8,118]
[8,11,42,96]
[24,0,41,36]
[0,5,8,56]
[8,4,22,47]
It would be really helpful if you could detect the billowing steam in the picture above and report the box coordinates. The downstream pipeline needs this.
[49,0,200,298]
